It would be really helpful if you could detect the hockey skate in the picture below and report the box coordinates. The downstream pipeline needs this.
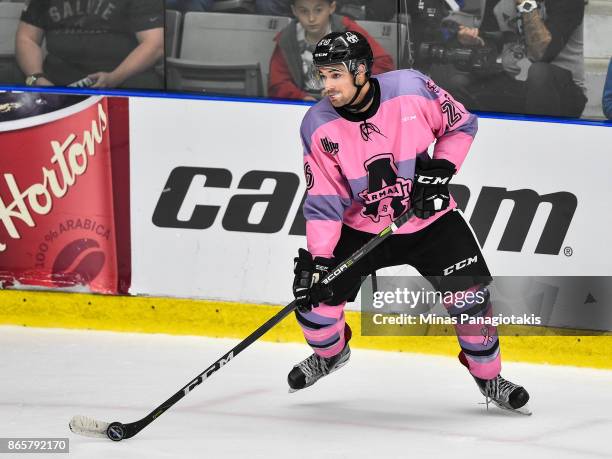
[287,343,351,393]
[474,374,532,415]
[459,351,531,415]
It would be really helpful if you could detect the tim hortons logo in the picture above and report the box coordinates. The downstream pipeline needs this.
[0,103,108,252]
[152,167,577,256]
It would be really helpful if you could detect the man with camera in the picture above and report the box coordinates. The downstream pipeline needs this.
[429,0,587,118]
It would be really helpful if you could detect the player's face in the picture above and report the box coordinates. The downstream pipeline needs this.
[318,65,357,107]
[291,0,336,38]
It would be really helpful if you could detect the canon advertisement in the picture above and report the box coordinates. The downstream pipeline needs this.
[128,97,612,305]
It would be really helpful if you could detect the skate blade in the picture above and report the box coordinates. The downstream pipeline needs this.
[482,400,532,416]
[512,402,532,416]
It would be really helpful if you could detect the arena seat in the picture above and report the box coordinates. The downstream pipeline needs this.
[166,59,263,96]
[0,1,25,84]
[211,0,256,14]
[585,0,612,60]
[173,12,289,96]
[0,1,24,55]
[355,20,407,68]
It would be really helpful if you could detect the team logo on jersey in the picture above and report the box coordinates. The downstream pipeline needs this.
[320,137,339,155]
[358,154,412,223]
[360,121,385,142]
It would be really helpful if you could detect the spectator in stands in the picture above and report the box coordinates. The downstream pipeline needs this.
[15,0,164,89]
[268,0,395,100]
[256,0,292,16]
[435,0,587,118]
[604,57,612,120]
[166,0,214,11]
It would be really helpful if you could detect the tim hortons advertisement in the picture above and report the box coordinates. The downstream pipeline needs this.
[0,93,131,294]
[129,97,612,305]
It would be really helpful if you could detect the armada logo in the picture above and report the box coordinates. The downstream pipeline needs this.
[152,167,577,256]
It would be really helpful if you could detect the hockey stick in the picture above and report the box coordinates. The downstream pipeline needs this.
[69,209,414,441]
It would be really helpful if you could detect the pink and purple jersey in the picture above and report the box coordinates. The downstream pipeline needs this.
[301,69,478,258]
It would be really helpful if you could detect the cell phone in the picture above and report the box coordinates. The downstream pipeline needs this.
[68,77,95,88]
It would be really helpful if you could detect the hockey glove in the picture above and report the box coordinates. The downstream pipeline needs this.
[411,158,456,219]
[293,248,335,313]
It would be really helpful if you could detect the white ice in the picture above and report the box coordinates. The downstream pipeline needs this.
[1,326,611,459]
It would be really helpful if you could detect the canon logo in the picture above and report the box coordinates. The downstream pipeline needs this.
[152,167,577,256]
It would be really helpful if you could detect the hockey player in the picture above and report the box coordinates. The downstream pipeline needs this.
[289,30,531,414]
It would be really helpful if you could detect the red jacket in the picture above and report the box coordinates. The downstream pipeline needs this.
[268,16,396,100]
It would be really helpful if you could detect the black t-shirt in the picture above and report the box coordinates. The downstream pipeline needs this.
[21,0,163,69]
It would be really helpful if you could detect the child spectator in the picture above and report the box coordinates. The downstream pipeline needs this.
[268,0,394,101]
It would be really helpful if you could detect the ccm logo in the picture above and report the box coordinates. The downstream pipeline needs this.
[443,255,478,276]
[417,175,450,185]
[183,351,234,396]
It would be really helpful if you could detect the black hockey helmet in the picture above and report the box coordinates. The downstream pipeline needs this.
[313,31,374,77]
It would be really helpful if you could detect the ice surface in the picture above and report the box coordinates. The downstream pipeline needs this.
[1,326,611,458]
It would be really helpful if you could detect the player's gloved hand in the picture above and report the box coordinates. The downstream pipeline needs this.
[292,248,335,313]
[411,157,456,219]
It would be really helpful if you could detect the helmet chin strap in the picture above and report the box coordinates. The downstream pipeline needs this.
[341,71,373,113]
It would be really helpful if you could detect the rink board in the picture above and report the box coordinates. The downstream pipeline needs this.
[129,97,612,307]
[1,289,611,370]
[2,95,612,369]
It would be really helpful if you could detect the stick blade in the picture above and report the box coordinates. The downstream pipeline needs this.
[69,415,110,438]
